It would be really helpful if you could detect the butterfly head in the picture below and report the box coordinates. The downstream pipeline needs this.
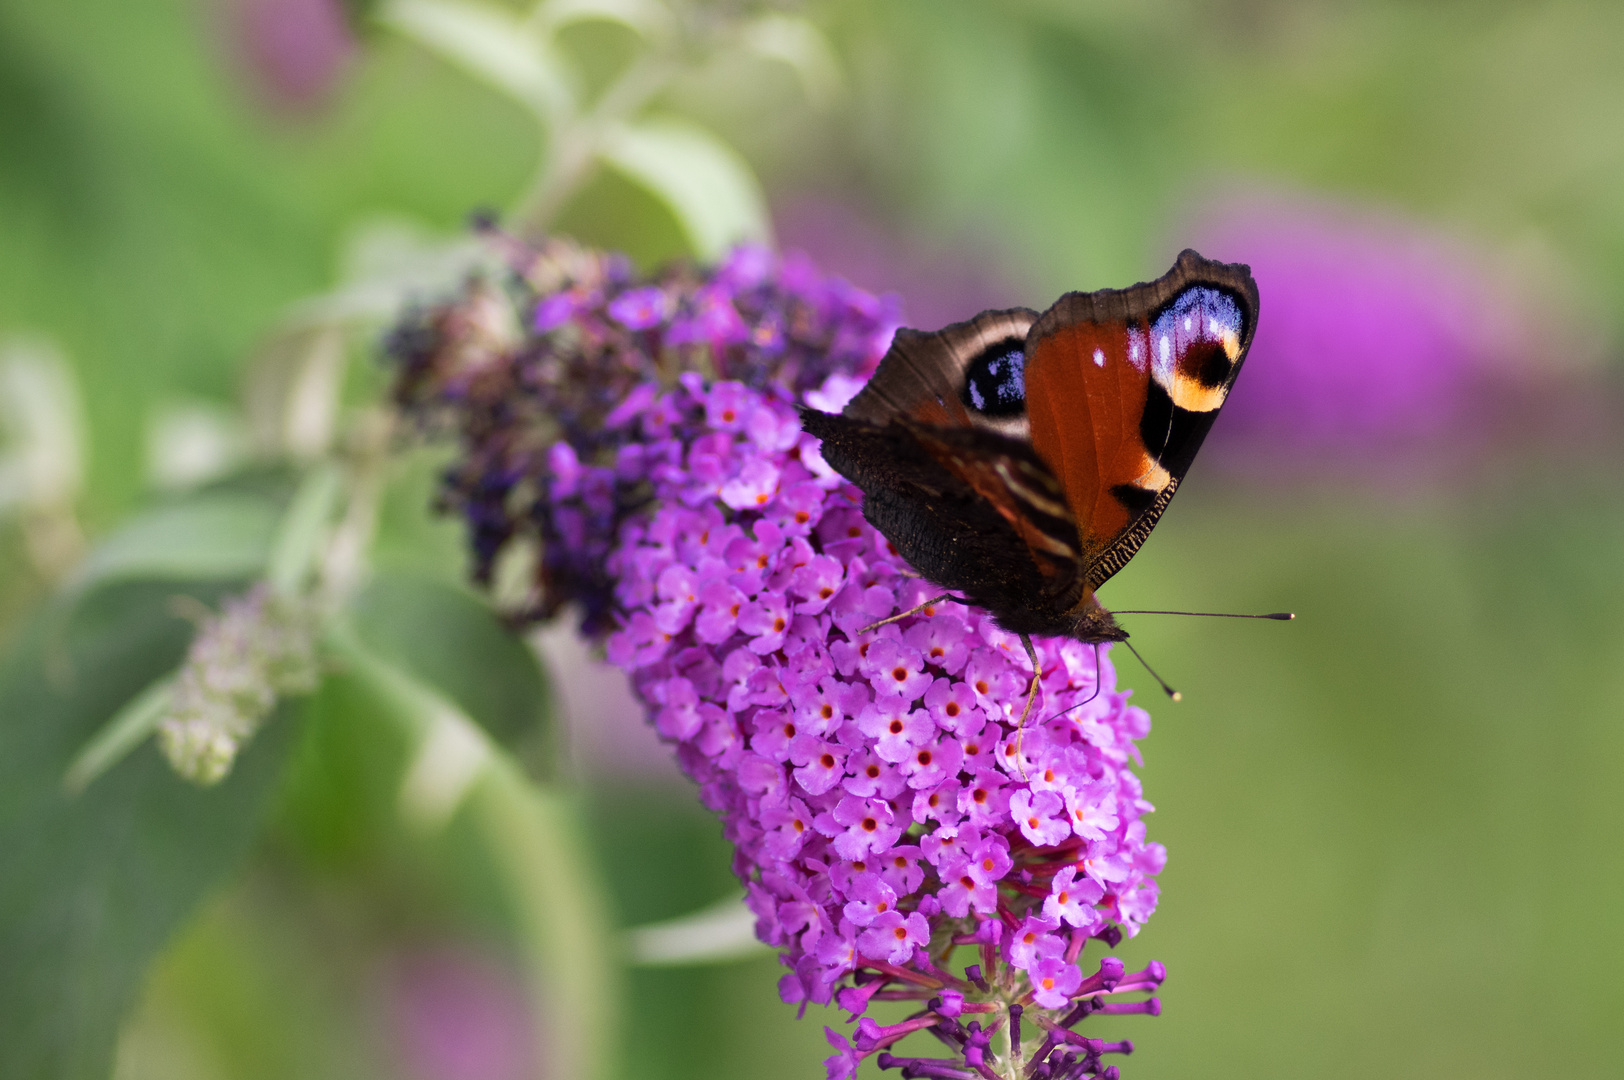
[1065,594,1129,645]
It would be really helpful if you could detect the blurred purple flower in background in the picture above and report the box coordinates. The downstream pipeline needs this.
[1188,192,1532,459]
[383,946,538,1080]
[226,0,355,112]
[776,194,1029,332]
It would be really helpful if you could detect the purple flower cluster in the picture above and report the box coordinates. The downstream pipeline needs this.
[604,376,1165,1079]
[391,238,1167,1080]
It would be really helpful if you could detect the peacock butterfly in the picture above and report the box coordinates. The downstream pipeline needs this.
[800,249,1262,705]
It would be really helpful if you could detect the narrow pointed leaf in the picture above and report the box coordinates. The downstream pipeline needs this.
[600,118,771,261]
[380,0,576,120]
[66,494,279,592]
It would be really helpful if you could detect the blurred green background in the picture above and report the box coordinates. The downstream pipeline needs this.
[2,1,1622,1079]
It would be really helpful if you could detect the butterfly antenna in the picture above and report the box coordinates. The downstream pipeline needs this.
[1113,610,1295,620]
[1122,640,1181,701]
[1042,642,1102,724]
[859,593,962,635]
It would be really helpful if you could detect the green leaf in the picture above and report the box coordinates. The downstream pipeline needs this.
[0,582,298,1080]
[325,624,491,831]
[369,443,469,584]
[472,768,619,1080]
[349,570,553,755]
[325,627,619,1080]
[600,117,771,261]
[66,493,279,593]
[265,463,343,597]
[379,0,577,121]
[0,335,85,514]
[61,674,174,795]
[739,13,842,110]
[625,894,767,967]
[536,0,673,39]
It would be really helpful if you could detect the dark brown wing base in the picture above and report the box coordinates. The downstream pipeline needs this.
[801,408,1126,643]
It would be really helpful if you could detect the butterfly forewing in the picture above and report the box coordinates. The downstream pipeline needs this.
[1024,250,1259,589]
[843,308,1039,439]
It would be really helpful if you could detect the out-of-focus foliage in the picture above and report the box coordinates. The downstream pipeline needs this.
[1,1,1622,1079]
[0,580,298,1080]
[792,1,1624,322]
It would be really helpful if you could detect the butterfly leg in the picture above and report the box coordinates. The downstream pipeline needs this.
[1034,643,1107,725]
[858,593,960,635]
[1013,632,1042,779]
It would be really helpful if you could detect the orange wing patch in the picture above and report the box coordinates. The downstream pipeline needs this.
[1023,318,1150,556]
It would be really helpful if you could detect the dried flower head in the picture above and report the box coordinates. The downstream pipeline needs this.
[158,585,320,784]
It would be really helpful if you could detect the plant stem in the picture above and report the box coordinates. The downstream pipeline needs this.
[512,53,679,237]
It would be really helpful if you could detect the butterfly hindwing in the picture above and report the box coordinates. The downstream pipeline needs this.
[902,423,1083,593]
[799,411,1085,635]
[1023,250,1259,588]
